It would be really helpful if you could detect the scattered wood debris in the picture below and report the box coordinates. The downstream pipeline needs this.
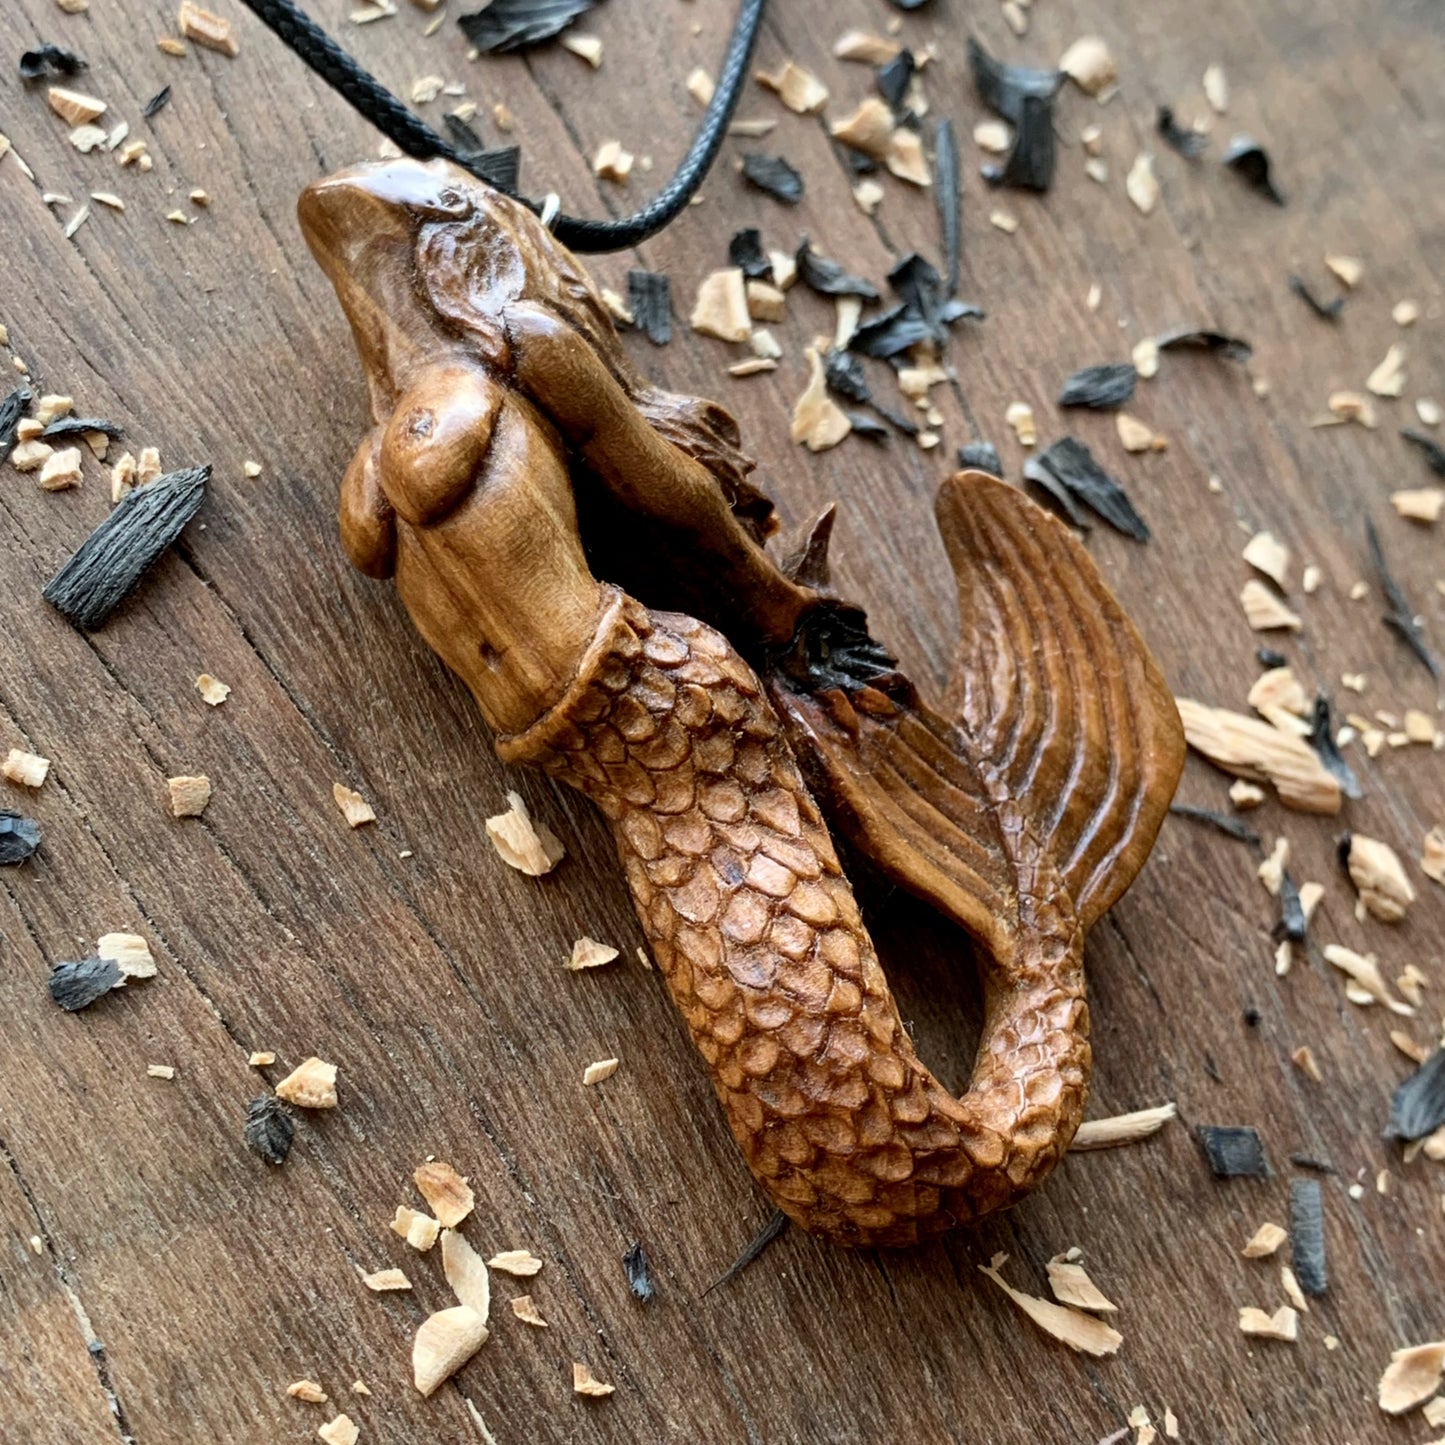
[1125,154,1159,214]
[392,1206,441,1252]
[1071,1103,1177,1149]
[178,2,240,56]
[592,139,633,184]
[1046,1257,1117,1313]
[510,1294,548,1326]
[1343,834,1416,922]
[195,673,230,705]
[333,783,374,828]
[316,1415,358,1445]
[790,348,850,453]
[1422,826,1445,884]
[275,1056,339,1109]
[1324,944,1414,1013]
[413,1305,487,1397]
[249,1051,276,1067]
[1024,437,1149,539]
[572,1362,616,1397]
[1391,487,1444,524]
[415,1161,474,1228]
[756,61,828,115]
[39,446,83,491]
[1377,1340,1445,1415]
[441,1229,491,1316]
[1239,579,1301,632]
[560,32,601,67]
[487,1248,542,1277]
[287,1380,327,1403]
[1292,1045,1322,1081]
[1116,412,1163,453]
[1243,532,1291,590]
[1367,343,1408,398]
[1238,1305,1298,1341]
[1243,1222,1287,1258]
[48,86,105,126]
[167,773,211,818]
[485,792,564,875]
[1058,36,1116,97]
[979,1256,1123,1356]
[833,30,900,65]
[1175,699,1341,813]
[4,748,51,788]
[583,1057,619,1085]
[361,1267,412,1291]
[98,932,156,979]
[686,67,714,107]
[690,268,751,343]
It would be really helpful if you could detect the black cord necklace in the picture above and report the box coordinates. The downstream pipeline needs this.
[233,0,765,253]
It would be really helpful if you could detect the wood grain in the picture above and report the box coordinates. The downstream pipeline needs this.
[1,0,1442,1441]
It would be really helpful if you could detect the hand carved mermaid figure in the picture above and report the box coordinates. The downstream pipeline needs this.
[299,158,1185,1248]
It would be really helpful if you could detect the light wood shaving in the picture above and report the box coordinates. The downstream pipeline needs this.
[790,347,850,453]
[886,128,929,186]
[275,1056,339,1109]
[333,783,375,828]
[1176,699,1339,812]
[48,87,106,126]
[99,932,156,979]
[989,208,1019,234]
[690,269,751,343]
[832,30,901,64]
[487,1248,542,1277]
[980,1257,1123,1355]
[1378,1341,1445,1415]
[1422,827,1445,884]
[510,1294,548,1326]
[745,280,786,323]
[391,1206,441,1252]
[1229,779,1266,810]
[1291,1045,1322,1081]
[572,1361,616,1397]
[973,119,1011,154]
[592,140,633,183]
[756,61,829,115]
[1239,579,1301,632]
[1203,63,1228,112]
[168,774,212,818]
[196,674,230,705]
[1239,1305,1298,1341]
[1071,1102,1176,1149]
[178,2,240,56]
[1248,667,1308,718]
[1367,344,1407,398]
[1323,944,1415,1014]
[686,67,715,107]
[11,440,54,472]
[316,1416,358,1445]
[287,1379,328,1402]
[1393,488,1444,524]
[146,1064,175,1080]
[1243,1222,1287,1258]
[1258,836,1289,895]
[1280,1266,1309,1314]
[39,446,83,491]
[249,1051,276,1067]
[1325,254,1362,288]
[1045,1258,1117,1313]
[829,98,894,160]
[1327,390,1377,428]
[583,1057,620,1085]
[561,32,602,67]
[1059,36,1117,96]
[415,1161,475,1228]
[441,1229,491,1318]
[1243,531,1291,589]
[362,1267,412,1291]
[412,1306,487,1397]
[1346,835,1416,922]
[852,178,885,215]
[486,791,564,875]
[1126,154,1159,215]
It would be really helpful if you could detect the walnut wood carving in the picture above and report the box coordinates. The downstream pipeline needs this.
[298,158,1186,1247]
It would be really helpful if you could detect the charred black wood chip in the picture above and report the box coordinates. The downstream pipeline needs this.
[702,1208,790,1295]
[884,0,932,9]
[49,957,122,1012]
[1257,647,1288,668]
[934,117,961,294]
[1156,328,1253,363]
[19,44,87,82]
[727,227,771,280]
[1289,275,1343,321]
[622,1241,655,1301]
[742,153,803,204]
[1223,135,1286,205]
[1197,1124,1270,1178]
[983,93,1055,192]
[868,399,921,436]
[796,239,879,300]
[1402,428,1445,478]
[42,416,125,443]
[0,810,42,865]
[1386,1048,1445,1142]
[822,348,871,404]
[626,270,671,346]
[876,50,916,112]
[245,1095,295,1165]
[1058,362,1137,410]
[458,0,598,52]
[0,386,32,465]
[846,411,890,441]
[1366,516,1440,681]
[43,465,209,632]
[1308,694,1362,800]
[1169,803,1262,848]
[967,36,1061,124]
[958,440,1001,476]
[470,145,522,193]
[1290,1154,1336,1173]
[142,85,171,121]
[1023,437,1149,541]
[1272,871,1307,944]
[1156,105,1207,159]
[848,304,934,360]
[1289,1179,1327,1295]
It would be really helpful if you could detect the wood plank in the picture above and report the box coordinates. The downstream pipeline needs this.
[1,0,1442,1440]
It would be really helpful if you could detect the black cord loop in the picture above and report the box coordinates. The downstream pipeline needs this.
[233,0,765,252]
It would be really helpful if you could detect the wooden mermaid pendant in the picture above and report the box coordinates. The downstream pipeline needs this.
[299,158,1185,1248]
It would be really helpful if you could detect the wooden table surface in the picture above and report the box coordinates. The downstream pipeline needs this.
[3,0,1444,1441]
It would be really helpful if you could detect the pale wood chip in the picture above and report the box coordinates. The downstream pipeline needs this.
[1229,779,1266,810]
[178,2,240,56]
[1291,1045,1322,1082]
[1325,253,1362,288]
[572,1361,616,1397]
[146,1064,175,1079]
[1422,826,1445,885]
[833,30,901,64]
[755,61,828,115]
[412,1306,487,1397]
[48,86,106,126]
[1404,708,1436,743]
[361,1267,412,1291]
[1004,401,1036,445]
[1239,1305,1298,1341]
[685,67,715,107]
[690,268,751,343]
[1280,1265,1309,1314]
[979,1258,1123,1355]
[98,932,156,979]
[1071,1102,1176,1149]
[744,280,786,323]
[510,1293,548,1326]
[1393,488,1444,525]
[1258,836,1289,896]
[11,439,54,473]
[1125,154,1159,215]
[486,791,564,875]
[973,119,1011,153]
[441,1229,490,1318]
[249,1050,276,1067]
[391,1206,441,1252]
[195,673,230,706]
[1045,1257,1117,1313]
[1176,699,1340,813]
[1059,36,1117,96]
[351,1380,370,1395]
[287,1379,327,1403]
[1417,398,1443,427]
[1203,63,1228,112]
[790,347,850,453]
[415,1160,474,1228]
[486,1248,542,1276]
[316,1415,358,1445]
[1424,1397,1445,1429]
[1248,667,1308,718]
[989,208,1019,234]
[886,127,929,186]
[592,139,633,184]
[275,1056,339,1109]
[565,935,620,972]
[1324,944,1414,1014]
[1116,412,1159,453]
[167,774,212,818]
[1367,343,1408,398]
[1378,1340,1445,1415]
[729,117,776,139]
[1243,1222,1287,1258]
[560,32,602,67]
[1346,835,1417,922]
[332,783,375,827]
[39,445,84,491]
[1394,299,1421,327]
[1239,579,1301,632]
[1242,531,1291,589]
[1132,337,1160,379]
[583,1057,619,1085]
[829,98,894,160]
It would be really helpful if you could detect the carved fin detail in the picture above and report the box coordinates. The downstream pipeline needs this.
[935,471,1185,927]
